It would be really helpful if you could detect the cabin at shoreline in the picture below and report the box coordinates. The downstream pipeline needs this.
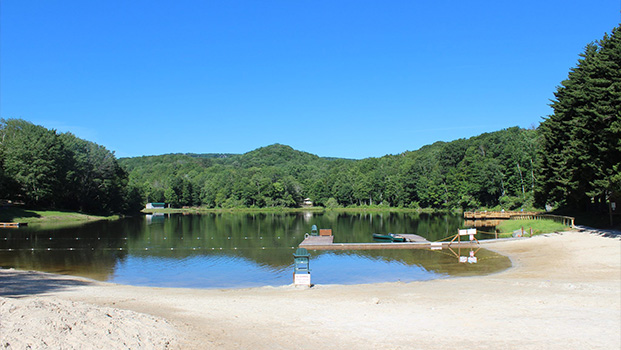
[145,202,166,209]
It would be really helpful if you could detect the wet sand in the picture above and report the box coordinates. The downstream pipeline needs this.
[1,229,619,349]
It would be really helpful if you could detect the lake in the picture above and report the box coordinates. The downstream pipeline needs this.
[0,212,511,289]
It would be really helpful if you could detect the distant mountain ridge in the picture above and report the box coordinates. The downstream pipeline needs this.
[120,143,351,162]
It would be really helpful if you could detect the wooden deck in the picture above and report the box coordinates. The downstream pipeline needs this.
[300,236,334,246]
[464,219,503,227]
[0,223,27,228]
[299,235,479,250]
[399,234,429,242]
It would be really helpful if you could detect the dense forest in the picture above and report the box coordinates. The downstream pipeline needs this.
[0,118,539,212]
[0,119,143,215]
[0,26,618,218]
[119,127,539,211]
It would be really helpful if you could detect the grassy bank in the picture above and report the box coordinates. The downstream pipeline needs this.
[495,219,571,238]
[0,206,118,225]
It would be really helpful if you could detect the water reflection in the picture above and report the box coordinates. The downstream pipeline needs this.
[0,212,511,288]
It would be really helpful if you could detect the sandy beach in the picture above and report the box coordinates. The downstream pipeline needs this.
[1,228,619,349]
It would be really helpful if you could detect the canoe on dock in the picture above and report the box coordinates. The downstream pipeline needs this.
[372,233,406,242]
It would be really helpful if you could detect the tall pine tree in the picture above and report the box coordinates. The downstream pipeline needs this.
[536,26,621,213]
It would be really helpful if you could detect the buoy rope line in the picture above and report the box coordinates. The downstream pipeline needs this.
[0,246,299,252]
[0,236,292,241]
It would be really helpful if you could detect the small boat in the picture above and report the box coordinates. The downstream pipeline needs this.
[372,233,391,241]
[372,233,406,242]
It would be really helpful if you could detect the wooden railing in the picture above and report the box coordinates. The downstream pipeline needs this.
[464,211,575,228]
[509,214,575,228]
[463,211,539,219]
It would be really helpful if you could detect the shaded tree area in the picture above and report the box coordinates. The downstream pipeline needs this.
[120,127,539,210]
[0,119,142,215]
[536,26,620,220]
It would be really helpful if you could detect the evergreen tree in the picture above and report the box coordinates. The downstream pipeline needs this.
[536,26,621,211]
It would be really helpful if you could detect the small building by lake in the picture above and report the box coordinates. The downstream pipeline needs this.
[145,202,166,209]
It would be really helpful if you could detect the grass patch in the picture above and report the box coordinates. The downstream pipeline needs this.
[0,206,118,224]
[496,219,571,238]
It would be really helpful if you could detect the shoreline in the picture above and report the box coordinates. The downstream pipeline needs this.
[1,229,620,349]
[141,206,459,215]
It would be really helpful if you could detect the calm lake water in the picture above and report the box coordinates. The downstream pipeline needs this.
[0,212,511,289]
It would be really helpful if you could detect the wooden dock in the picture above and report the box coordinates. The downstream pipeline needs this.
[464,219,503,227]
[400,234,429,242]
[0,222,27,228]
[299,235,479,250]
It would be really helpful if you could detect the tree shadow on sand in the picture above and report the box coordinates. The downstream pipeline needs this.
[0,269,92,298]
[575,226,621,239]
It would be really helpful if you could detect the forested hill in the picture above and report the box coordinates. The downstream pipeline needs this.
[118,128,538,210]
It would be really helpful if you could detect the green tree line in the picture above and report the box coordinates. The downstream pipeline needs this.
[0,119,143,214]
[120,127,539,211]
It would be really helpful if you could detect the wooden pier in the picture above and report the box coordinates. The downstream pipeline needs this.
[400,234,430,242]
[464,219,503,227]
[299,235,479,250]
[0,222,27,228]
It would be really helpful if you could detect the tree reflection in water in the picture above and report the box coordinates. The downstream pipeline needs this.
[0,212,510,288]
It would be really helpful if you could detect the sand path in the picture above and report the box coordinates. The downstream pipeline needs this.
[1,229,619,349]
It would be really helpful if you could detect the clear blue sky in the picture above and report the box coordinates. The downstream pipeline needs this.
[1,1,619,159]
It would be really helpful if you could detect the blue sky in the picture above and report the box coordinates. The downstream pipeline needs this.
[1,1,619,159]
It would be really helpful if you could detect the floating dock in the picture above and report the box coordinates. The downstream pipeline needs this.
[299,234,479,250]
